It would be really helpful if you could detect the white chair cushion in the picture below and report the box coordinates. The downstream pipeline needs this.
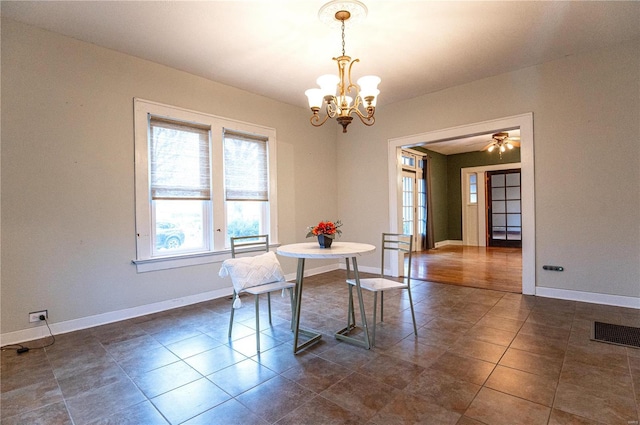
[219,251,286,294]
[346,277,409,292]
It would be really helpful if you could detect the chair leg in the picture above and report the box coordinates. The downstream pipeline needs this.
[350,288,356,327]
[228,291,236,339]
[267,292,272,325]
[407,287,418,336]
[347,284,356,329]
[371,292,378,347]
[255,294,261,352]
[288,287,295,332]
[346,258,356,329]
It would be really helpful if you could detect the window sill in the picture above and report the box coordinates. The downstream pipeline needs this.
[132,244,281,273]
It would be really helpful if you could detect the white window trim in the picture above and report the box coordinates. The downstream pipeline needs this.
[132,98,278,272]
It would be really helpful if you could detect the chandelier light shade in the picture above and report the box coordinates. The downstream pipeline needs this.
[305,0,380,133]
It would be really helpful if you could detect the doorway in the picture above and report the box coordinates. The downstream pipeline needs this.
[387,113,535,295]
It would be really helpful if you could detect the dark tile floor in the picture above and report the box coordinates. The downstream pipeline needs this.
[2,270,640,424]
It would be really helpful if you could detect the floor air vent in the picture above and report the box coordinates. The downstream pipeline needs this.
[591,321,640,349]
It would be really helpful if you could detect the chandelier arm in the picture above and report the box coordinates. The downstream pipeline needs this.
[327,100,340,118]
[346,58,359,92]
[310,112,330,127]
[353,106,375,126]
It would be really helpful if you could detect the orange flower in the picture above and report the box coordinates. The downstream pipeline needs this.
[306,220,343,239]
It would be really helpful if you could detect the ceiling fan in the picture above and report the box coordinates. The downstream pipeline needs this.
[482,132,521,158]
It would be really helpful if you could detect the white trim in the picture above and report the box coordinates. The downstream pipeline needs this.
[536,287,640,310]
[435,240,463,248]
[0,263,338,346]
[337,262,379,275]
[388,113,535,294]
[132,251,232,272]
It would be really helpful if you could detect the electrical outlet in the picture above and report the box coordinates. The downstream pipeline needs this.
[29,310,48,323]
[542,265,564,272]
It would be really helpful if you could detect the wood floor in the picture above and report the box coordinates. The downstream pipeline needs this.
[410,245,522,293]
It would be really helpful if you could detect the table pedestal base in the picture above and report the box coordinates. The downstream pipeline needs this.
[277,243,376,354]
[335,257,371,349]
[292,258,323,354]
[335,325,370,349]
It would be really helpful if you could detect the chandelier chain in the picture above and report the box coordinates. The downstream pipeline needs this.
[341,19,346,56]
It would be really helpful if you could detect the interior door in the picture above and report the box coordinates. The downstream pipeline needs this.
[487,169,522,247]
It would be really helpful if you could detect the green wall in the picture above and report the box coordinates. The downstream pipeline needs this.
[447,149,520,240]
[416,147,520,243]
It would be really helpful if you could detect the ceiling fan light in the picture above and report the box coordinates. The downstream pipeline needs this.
[488,145,495,152]
[500,145,506,152]
[507,142,514,149]
[305,88,323,108]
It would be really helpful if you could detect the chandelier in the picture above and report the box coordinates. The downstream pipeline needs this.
[305,0,380,133]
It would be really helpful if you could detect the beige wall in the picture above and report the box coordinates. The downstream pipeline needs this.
[2,18,639,339]
[339,38,640,300]
[1,19,337,335]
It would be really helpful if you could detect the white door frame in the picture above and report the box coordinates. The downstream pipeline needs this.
[387,113,535,295]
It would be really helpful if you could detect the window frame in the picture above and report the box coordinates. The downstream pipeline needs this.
[468,173,478,205]
[132,98,278,272]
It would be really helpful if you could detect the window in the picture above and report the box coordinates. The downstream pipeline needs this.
[223,131,269,245]
[468,173,477,204]
[401,153,415,167]
[133,99,278,272]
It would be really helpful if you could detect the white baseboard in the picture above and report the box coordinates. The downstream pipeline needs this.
[336,263,378,275]
[8,262,635,347]
[1,263,340,346]
[435,240,463,248]
[536,286,640,310]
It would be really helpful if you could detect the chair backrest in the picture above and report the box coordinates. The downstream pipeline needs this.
[230,235,269,258]
[380,233,413,282]
[223,235,285,294]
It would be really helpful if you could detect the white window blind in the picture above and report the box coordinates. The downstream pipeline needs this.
[150,117,211,200]
[224,131,268,201]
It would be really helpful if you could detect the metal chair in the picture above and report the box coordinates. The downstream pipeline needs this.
[346,233,417,346]
[220,235,295,352]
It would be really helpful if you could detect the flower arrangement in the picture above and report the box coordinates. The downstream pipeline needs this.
[306,220,343,240]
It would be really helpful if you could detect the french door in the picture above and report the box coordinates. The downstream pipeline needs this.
[487,169,522,247]
[401,150,424,250]
[402,171,416,244]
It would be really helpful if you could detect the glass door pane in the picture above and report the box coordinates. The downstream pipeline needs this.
[487,169,522,247]
[402,173,414,236]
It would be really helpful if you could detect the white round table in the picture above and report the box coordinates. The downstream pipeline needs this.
[277,241,376,353]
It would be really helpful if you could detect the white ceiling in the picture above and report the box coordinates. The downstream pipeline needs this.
[2,1,639,153]
[419,129,521,156]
